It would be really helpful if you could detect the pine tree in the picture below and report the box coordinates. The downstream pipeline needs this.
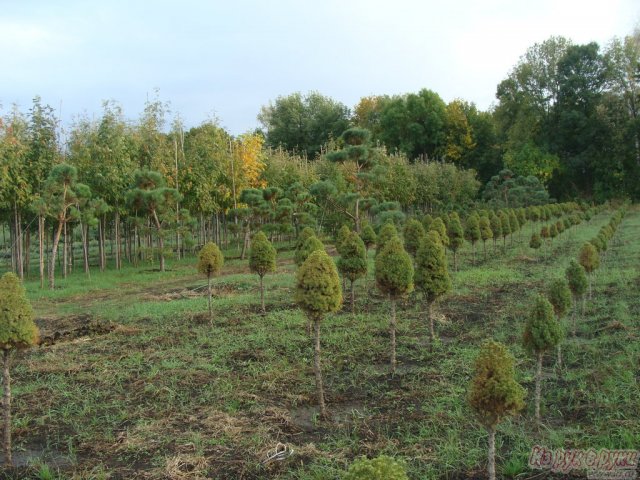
[523,295,562,422]
[0,273,39,466]
[294,235,324,266]
[414,231,451,346]
[337,231,368,313]
[468,341,525,480]
[249,231,276,314]
[197,242,224,324]
[578,242,599,298]
[565,260,588,335]
[295,250,342,418]
[464,213,481,265]
[375,235,414,373]
[403,218,426,258]
[447,212,464,270]
[479,216,493,262]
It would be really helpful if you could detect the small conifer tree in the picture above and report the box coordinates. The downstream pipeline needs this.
[447,213,465,270]
[337,231,368,313]
[294,235,324,266]
[375,236,414,373]
[249,231,277,314]
[376,223,398,256]
[578,242,599,298]
[415,231,451,345]
[508,210,520,245]
[489,213,502,252]
[0,273,39,466]
[197,242,224,324]
[529,232,542,254]
[296,227,315,251]
[335,224,352,255]
[295,250,342,418]
[360,221,377,252]
[499,211,511,250]
[403,218,426,258]
[546,279,571,371]
[421,213,433,232]
[523,295,562,422]
[468,341,525,480]
[549,223,558,241]
[344,455,409,480]
[429,217,449,248]
[565,260,588,334]
[479,216,493,261]
[464,213,481,265]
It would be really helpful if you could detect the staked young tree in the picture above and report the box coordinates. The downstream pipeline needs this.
[479,216,493,261]
[403,218,426,258]
[529,232,542,258]
[464,213,481,265]
[414,231,451,345]
[0,273,39,466]
[375,235,414,373]
[42,164,91,290]
[249,231,277,314]
[468,341,525,480]
[197,242,224,324]
[489,213,502,252]
[565,260,588,334]
[523,295,562,422]
[499,211,511,250]
[508,210,520,245]
[294,235,325,267]
[337,231,368,313]
[447,212,465,270]
[578,242,600,298]
[546,278,571,371]
[295,250,342,418]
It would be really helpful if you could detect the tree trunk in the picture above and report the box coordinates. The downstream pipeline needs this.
[115,212,121,270]
[487,426,496,480]
[49,219,64,290]
[98,219,105,272]
[472,242,476,265]
[390,298,397,374]
[2,350,11,467]
[14,205,23,280]
[428,300,436,346]
[588,273,593,299]
[313,317,326,419]
[39,215,45,289]
[207,274,213,325]
[350,280,355,314]
[453,251,457,271]
[260,274,265,314]
[24,225,30,278]
[556,343,563,374]
[63,222,68,279]
[483,240,487,262]
[535,351,542,422]
[80,220,90,278]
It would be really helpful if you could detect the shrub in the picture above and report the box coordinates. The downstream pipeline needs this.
[344,455,409,480]
[249,231,277,314]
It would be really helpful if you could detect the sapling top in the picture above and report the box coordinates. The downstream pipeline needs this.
[403,218,426,257]
[479,216,493,261]
[294,235,324,266]
[376,222,399,255]
[565,260,588,335]
[429,217,449,247]
[249,231,277,314]
[464,213,481,264]
[359,222,377,250]
[337,231,368,313]
[197,242,224,324]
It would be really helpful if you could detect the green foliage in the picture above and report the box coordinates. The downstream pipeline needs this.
[360,222,377,250]
[344,455,409,480]
[429,217,449,246]
[375,236,414,299]
[447,212,465,252]
[295,250,342,316]
[479,216,493,242]
[403,218,426,257]
[296,227,316,251]
[499,211,511,237]
[489,213,502,239]
[529,233,542,249]
[337,231,368,282]
[376,223,399,255]
[565,260,588,297]
[509,210,520,233]
[0,273,39,350]
[468,341,525,428]
[549,223,558,238]
[197,242,224,277]
[464,213,481,244]
[546,278,572,318]
[482,169,550,207]
[414,231,451,303]
[294,235,325,266]
[579,242,600,273]
[335,225,352,255]
[523,295,563,355]
[249,231,276,277]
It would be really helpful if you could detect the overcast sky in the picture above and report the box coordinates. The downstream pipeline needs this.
[2,0,638,135]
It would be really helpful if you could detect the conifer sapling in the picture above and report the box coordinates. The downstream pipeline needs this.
[249,231,277,314]
[197,242,224,324]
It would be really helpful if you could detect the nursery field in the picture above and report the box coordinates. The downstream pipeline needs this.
[4,207,639,479]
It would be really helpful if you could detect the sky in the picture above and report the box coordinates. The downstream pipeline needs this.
[1,0,638,135]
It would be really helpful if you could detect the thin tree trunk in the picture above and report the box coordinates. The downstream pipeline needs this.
[535,351,542,422]
[63,222,68,279]
[313,317,326,418]
[260,274,265,314]
[98,219,105,272]
[487,426,496,480]
[39,215,45,289]
[390,298,397,374]
[350,280,355,314]
[483,240,487,262]
[24,225,30,278]
[14,205,23,280]
[49,219,64,290]
[115,212,121,270]
[2,350,12,467]
[207,274,213,325]
[428,300,435,346]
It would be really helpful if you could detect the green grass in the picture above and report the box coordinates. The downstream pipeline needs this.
[3,208,638,479]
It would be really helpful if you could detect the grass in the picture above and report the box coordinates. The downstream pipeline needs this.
[2,207,638,479]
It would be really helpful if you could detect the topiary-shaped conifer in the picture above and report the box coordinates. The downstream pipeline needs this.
[359,221,377,252]
[415,231,451,345]
[468,340,525,480]
[337,231,368,313]
[249,231,277,314]
[403,218,426,258]
[375,235,414,373]
[295,250,342,418]
[376,223,398,256]
[294,235,324,267]
[447,213,464,270]
[490,213,502,252]
[546,278,571,371]
[523,295,562,422]
[335,224,352,255]
[464,213,481,265]
[578,242,599,298]
[197,242,224,324]
[0,273,39,466]
[499,211,511,250]
[565,260,588,335]
[479,216,493,261]
[429,217,449,248]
